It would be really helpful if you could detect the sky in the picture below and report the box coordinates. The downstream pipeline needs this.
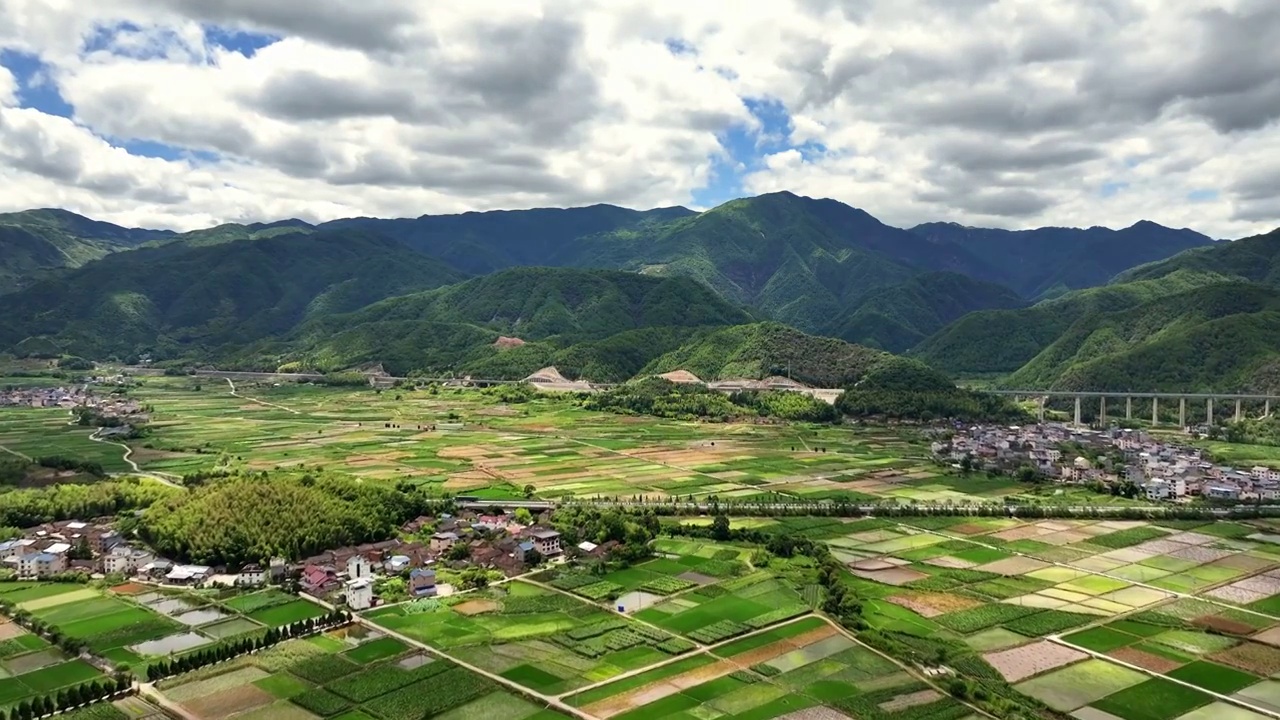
[0,0,1278,237]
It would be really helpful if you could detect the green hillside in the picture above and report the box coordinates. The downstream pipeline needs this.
[320,205,693,275]
[0,231,463,362]
[0,209,173,294]
[639,322,889,388]
[1117,228,1280,285]
[910,220,1214,298]
[1005,283,1280,389]
[912,269,1230,375]
[830,272,1026,352]
[253,268,753,378]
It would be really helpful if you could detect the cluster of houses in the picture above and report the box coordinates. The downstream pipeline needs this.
[935,423,1280,502]
[0,509,597,615]
[0,384,144,421]
[296,511,572,611]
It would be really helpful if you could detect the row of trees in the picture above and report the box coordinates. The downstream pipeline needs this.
[146,609,350,681]
[0,675,132,720]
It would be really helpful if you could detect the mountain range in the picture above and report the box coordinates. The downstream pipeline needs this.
[5,191,1272,393]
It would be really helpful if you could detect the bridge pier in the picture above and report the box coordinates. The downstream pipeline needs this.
[1207,398,1214,427]
[1236,398,1244,423]
[1074,396,1082,427]
[1152,397,1159,426]
[1180,398,1186,428]
[1268,399,1272,418]
[1126,397,1132,421]
[1037,396,1046,423]
[1100,396,1107,426]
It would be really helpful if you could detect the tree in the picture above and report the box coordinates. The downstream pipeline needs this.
[711,514,730,541]
[68,536,92,561]
[513,508,534,525]
[523,548,543,567]
[959,455,974,473]
[522,484,536,499]
[447,543,471,561]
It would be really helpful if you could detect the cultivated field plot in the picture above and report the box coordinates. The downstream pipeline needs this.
[631,571,813,644]
[102,379,950,500]
[1,582,320,675]
[567,616,968,720]
[365,581,697,694]
[0,587,110,711]
[0,406,133,473]
[154,627,569,720]
[540,541,754,608]
[1057,610,1280,714]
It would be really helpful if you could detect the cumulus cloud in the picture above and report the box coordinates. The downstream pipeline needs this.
[0,0,1276,237]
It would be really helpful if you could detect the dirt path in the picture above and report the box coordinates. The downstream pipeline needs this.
[138,682,201,720]
[87,428,184,489]
[0,444,31,461]
[225,378,301,415]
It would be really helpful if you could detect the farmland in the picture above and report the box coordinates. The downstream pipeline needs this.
[152,625,570,720]
[0,580,330,691]
[809,513,1280,719]
[3,375,1018,504]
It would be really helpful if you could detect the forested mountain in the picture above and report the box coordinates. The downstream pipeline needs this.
[912,270,1229,376]
[1004,283,1280,391]
[913,227,1280,392]
[0,195,1235,391]
[241,267,754,379]
[0,209,173,294]
[909,220,1214,298]
[829,272,1026,352]
[1116,228,1280,285]
[0,230,463,362]
[320,205,694,275]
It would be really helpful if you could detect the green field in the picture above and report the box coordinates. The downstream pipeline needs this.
[154,628,569,719]
[366,582,695,694]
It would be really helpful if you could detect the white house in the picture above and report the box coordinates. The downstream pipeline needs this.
[347,555,373,580]
[102,546,153,575]
[19,552,67,578]
[345,577,374,611]
[238,563,266,587]
[1252,466,1280,482]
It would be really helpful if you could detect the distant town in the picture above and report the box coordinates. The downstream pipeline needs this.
[935,423,1280,502]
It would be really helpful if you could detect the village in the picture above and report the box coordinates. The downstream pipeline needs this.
[0,507,598,613]
[0,381,144,420]
[935,422,1280,502]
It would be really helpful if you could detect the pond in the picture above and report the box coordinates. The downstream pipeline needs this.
[147,597,197,616]
[174,608,229,626]
[130,632,212,657]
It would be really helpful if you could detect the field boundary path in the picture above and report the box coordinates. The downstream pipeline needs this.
[137,681,200,720]
[0,443,31,461]
[224,377,301,415]
[1048,635,1280,719]
[87,427,184,489]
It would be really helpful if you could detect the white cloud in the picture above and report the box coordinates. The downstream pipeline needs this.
[0,0,1276,238]
[0,65,15,106]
